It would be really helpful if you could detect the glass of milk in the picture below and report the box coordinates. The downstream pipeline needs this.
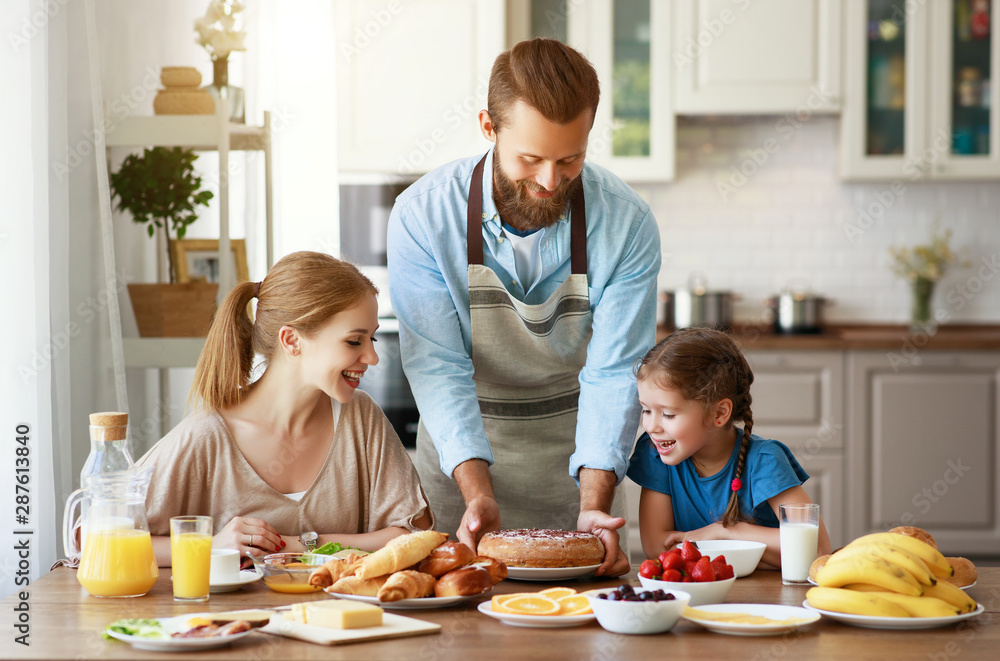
[779,503,820,585]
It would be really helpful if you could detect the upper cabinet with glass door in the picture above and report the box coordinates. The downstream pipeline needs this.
[508,0,675,181]
[841,0,1000,180]
[929,0,1000,178]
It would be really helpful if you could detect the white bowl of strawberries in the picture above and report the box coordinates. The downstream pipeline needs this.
[637,541,736,606]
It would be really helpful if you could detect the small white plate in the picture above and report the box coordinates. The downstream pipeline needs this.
[104,615,255,652]
[802,600,985,629]
[683,603,820,636]
[505,564,602,581]
[476,601,595,628]
[328,589,490,610]
[211,569,262,593]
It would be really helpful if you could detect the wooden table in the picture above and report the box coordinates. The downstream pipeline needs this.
[6,567,999,659]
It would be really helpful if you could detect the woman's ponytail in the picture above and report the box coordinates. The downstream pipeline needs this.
[188,280,257,410]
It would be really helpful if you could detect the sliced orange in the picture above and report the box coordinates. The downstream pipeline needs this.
[556,594,592,615]
[539,587,577,600]
[501,594,561,616]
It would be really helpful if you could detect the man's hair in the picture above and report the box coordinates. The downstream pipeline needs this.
[487,38,600,131]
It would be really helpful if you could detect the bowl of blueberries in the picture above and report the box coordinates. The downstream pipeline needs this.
[586,584,691,634]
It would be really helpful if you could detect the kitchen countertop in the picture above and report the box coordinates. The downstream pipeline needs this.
[657,324,1000,350]
[10,566,999,659]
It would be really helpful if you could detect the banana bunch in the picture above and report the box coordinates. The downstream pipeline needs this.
[807,533,976,618]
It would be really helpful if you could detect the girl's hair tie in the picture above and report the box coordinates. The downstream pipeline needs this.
[730,478,743,492]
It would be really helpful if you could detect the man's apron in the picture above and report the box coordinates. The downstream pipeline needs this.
[415,154,628,543]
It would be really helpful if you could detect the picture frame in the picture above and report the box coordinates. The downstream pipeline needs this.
[169,238,250,285]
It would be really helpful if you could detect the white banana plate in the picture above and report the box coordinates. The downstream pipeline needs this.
[683,604,820,636]
[505,564,601,581]
[802,601,985,629]
[476,601,595,628]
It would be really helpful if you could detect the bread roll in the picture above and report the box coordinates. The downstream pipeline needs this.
[325,574,388,597]
[888,526,938,549]
[418,541,477,577]
[376,570,437,602]
[942,556,978,588]
[469,555,508,585]
[434,565,492,597]
[355,531,449,579]
[308,554,362,588]
[809,554,830,583]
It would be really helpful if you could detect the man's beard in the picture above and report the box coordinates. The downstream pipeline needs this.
[492,155,581,232]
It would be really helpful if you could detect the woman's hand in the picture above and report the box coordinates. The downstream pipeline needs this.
[213,516,286,561]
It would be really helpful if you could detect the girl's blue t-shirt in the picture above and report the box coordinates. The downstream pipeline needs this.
[626,429,809,530]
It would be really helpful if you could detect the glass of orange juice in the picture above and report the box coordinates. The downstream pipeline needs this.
[170,516,212,602]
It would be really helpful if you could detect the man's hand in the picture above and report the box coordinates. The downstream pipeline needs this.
[578,509,629,576]
[457,495,501,552]
[453,458,500,552]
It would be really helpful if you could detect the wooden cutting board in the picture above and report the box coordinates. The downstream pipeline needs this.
[261,612,441,645]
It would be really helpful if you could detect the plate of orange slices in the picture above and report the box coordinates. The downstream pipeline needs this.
[477,587,597,628]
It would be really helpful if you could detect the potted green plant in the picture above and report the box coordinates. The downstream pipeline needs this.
[110,146,217,337]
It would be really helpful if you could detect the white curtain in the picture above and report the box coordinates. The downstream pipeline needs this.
[0,1,339,596]
[0,0,63,598]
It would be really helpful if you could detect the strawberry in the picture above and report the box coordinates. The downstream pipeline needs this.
[660,552,686,573]
[691,556,716,583]
[662,568,683,582]
[679,540,701,562]
[638,559,662,579]
[684,560,698,576]
[716,563,735,580]
[710,554,728,576]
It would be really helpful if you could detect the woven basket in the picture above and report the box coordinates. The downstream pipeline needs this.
[128,283,218,337]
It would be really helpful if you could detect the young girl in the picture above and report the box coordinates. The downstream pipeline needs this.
[626,327,831,569]
[140,251,433,566]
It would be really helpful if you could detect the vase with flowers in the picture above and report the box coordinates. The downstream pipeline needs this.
[194,0,247,122]
[889,224,967,331]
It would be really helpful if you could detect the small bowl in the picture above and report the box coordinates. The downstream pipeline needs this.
[254,552,333,594]
[638,575,735,606]
[586,587,691,635]
[689,540,767,577]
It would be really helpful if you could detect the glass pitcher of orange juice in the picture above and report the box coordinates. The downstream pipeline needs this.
[63,467,159,598]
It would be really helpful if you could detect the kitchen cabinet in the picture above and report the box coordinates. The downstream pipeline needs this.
[334,0,505,174]
[509,0,675,181]
[846,350,1000,555]
[745,350,846,546]
[841,0,1000,180]
[672,0,842,115]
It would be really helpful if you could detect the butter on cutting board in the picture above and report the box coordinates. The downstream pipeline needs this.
[284,600,383,629]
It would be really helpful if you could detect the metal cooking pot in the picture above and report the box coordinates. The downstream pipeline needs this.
[768,291,830,334]
[660,275,735,330]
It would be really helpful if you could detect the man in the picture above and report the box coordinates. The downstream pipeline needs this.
[387,39,659,576]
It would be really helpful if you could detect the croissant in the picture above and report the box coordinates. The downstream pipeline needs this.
[376,570,437,602]
[355,531,449,579]
[308,554,362,588]
[325,574,388,597]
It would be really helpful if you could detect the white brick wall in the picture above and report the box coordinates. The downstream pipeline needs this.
[640,116,1000,324]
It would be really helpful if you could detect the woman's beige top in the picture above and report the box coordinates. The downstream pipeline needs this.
[138,391,433,536]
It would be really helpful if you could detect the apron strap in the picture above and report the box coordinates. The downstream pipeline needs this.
[467,152,587,274]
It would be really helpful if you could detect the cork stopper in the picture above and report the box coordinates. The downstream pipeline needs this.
[89,412,128,441]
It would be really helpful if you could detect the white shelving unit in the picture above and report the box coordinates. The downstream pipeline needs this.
[105,102,273,369]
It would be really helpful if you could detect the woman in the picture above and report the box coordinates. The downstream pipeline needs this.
[140,252,433,566]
